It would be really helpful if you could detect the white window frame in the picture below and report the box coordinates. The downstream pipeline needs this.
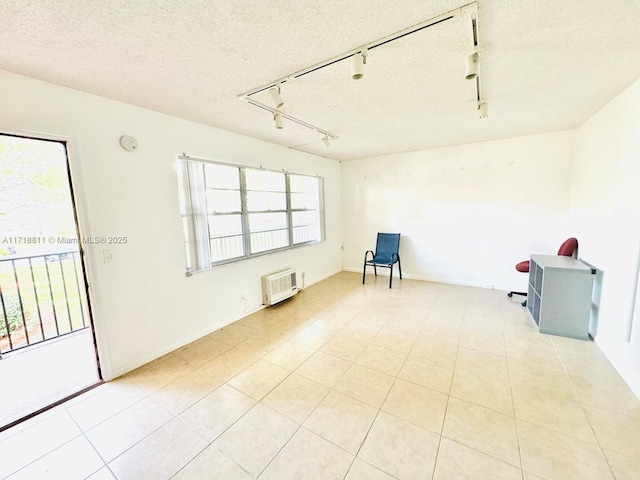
[177,155,325,274]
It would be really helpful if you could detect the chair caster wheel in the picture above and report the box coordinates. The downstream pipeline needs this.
[507,292,513,298]
[521,300,527,307]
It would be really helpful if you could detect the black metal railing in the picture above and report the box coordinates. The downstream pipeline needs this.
[0,251,87,356]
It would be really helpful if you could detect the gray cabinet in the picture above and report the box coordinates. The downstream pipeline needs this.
[527,254,595,340]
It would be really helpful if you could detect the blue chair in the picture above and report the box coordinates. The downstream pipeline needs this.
[362,233,402,288]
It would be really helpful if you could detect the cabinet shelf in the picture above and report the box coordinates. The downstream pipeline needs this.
[526,254,594,340]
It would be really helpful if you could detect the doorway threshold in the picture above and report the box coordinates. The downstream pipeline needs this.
[0,329,101,431]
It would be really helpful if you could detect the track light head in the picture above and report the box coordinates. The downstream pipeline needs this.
[273,112,283,129]
[478,102,488,118]
[465,52,479,80]
[321,136,330,149]
[351,49,367,80]
[268,84,284,108]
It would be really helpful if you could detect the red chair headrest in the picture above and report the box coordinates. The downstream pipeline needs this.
[557,237,578,257]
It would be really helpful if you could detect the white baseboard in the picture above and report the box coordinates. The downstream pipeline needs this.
[344,267,500,290]
[300,268,343,290]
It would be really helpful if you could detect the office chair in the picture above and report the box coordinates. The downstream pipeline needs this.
[508,237,579,306]
[362,233,402,288]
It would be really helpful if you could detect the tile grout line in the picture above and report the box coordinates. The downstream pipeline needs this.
[256,288,424,478]
[429,300,466,480]
[550,336,619,479]
[298,300,393,479]
[83,395,178,476]
[340,299,432,480]
[432,294,528,472]
[164,414,237,480]
[0,418,87,479]
[173,285,513,478]
[65,407,119,480]
[68,383,153,434]
[166,345,300,479]
[205,311,348,479]
[104,352,250,478]
[164,322,311,477]
[499,293,527,480]
[252,322,359,478]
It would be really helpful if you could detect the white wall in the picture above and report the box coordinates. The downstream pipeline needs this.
[571,77,640,397]
[0,70,342,380]
[341,131,576,291]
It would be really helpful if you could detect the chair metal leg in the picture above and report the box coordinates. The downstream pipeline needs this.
[373,265,377,276]
[389,264,393,288]
[362,263,367,284]
[398,256,402,279]
[508,291,527,297]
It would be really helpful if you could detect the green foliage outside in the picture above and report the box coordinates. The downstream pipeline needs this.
[1,135,78,257]
[0,293,24,337]
[0,135,86,349]
[0,259,84,349]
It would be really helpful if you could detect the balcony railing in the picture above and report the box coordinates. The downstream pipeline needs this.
[0,251,88,356]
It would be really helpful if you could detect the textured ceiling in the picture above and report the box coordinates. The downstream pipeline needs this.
[1,0,639,161]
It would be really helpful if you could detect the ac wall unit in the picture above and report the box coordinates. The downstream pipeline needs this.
[262,268,298,306]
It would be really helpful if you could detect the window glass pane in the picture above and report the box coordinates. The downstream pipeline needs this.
[247,191,286,211]
[291,192,318,210]
[249,212,287,232]
[210,235,244,262]
[293,211,320,244]
[245,169,285,192]
[204,163,240,189]
[208,214,243,237]
[290,174,318,193]
[249,212,288,253]
[206,189,241,213]
[179,158,325,271]
[293,224,320,244]
[292,211,318,227]
[250,230,289,253]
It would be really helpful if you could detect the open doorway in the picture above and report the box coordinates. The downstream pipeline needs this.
[0,133,101,430]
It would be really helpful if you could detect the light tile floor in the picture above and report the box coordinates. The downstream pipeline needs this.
[2,272,640,479]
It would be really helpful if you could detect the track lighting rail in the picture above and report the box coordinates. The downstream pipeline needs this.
[238,1,482,143]
[238,4,474,99]
[245,98,339,139]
